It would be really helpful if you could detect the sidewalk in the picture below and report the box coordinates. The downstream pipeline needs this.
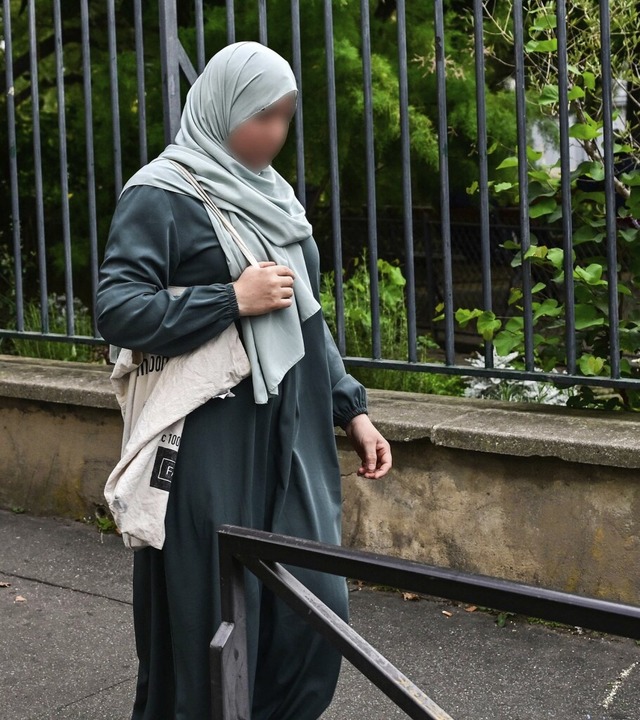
[1,508,638,720]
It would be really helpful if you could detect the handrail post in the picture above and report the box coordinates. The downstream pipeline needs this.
[210,532,251,720]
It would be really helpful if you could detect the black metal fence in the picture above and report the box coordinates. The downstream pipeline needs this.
[211,525,640,720]
[2,0,639,390]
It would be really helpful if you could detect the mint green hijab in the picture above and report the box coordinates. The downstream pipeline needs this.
[121,41,321,404]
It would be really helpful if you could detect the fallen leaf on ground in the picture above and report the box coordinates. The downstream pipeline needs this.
[402,592,420,602]
[465,605,477,612]
[14,595,27,603]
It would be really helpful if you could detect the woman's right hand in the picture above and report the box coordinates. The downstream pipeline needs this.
[232,261,295,316]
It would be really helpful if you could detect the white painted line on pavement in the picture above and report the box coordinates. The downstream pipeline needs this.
[601,661,638,710]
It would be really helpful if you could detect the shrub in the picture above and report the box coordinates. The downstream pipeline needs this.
[321,253,465,396]
[6,294,104,363]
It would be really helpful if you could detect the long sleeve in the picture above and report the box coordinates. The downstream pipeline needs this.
[302,236,368,428]
[323,320,368,429]
[96,186,239,357]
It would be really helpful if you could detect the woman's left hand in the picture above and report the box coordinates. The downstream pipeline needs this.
[344,414,392,479]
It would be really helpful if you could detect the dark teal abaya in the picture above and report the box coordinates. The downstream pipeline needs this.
[96,186,367,720]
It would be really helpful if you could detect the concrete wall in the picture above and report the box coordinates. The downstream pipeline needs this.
[0,396,122,518]
[339,440,639,604]
[1,356,638,604]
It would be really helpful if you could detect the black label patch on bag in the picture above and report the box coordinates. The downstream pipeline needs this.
[150,446,177,492]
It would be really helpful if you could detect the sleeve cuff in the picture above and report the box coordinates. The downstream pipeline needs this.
[225,283,241,321]
[337,407,368,431]
[332,374,368,429]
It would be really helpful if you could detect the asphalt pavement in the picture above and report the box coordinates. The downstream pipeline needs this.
[1,509,638,720]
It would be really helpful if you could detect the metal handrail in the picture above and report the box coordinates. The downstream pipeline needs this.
[210,525,640,719]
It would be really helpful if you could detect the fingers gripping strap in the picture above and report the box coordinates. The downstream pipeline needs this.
[168,160,260,268]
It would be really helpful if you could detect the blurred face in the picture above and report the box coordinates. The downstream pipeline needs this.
[226,91,296,172]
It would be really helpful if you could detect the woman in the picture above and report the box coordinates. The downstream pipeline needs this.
[96,41,391,720]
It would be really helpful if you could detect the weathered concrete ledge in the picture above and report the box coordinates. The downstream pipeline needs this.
[3,354,640,468]
[0,355,117,410]
[1,355,638,604]
[360,389,640,469]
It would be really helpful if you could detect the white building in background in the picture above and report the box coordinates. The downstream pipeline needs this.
[527,79,629,170]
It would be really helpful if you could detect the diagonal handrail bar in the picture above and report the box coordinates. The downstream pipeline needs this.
[242,556,453,720]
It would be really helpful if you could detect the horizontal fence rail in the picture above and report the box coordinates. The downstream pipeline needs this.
[212,525,640,719]
[1,0,638,392]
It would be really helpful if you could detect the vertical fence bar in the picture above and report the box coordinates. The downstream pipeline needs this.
[28,0,48,332]
[513,0,534,370]
[360,0,381,359]
[194,0,205,73]
[555,0,576,375]
[258,0,268,45]
[134,0,149,167]
[159,0,182,145]
[290,0,306,206]
[423,216,436,331]
[599,0,620,379]
[107,0,123,197]
[53,0,75,334]
[396,0,417,362]
[80,0,100,336]
[3,0,24,332]
[473,0,493,369]
[226,0,236,45]
[434,0,455,365]
[323,0,345,354]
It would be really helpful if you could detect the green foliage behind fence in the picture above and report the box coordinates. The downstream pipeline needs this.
[321,252,465,396]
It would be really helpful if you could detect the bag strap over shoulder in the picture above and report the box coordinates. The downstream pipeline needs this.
[168,159,260,268]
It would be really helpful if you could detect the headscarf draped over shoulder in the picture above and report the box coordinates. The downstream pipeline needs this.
[121,41,320,404]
